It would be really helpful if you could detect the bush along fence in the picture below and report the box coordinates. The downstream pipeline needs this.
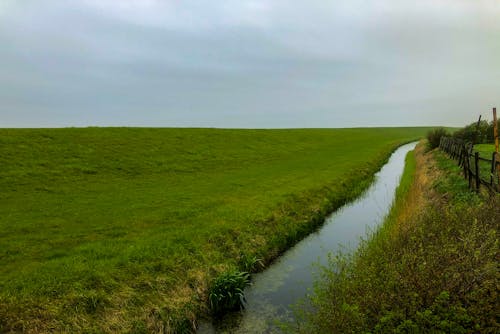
[439,137,500,193]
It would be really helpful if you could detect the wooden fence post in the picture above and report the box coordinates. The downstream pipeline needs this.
[494,108,499,153]
[460,143,465,167]
[458,142,464,167]
[474,115,482,145]
[468,155,473,189]
[496,153,500,191]
[493,107,500,183]
[474,152,480,192]
[491,152,497,187]
[463,144,468,179]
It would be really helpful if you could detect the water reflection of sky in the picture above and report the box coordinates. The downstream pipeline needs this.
[199,142,417,333]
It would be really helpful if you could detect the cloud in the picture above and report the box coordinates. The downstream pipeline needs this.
[0,1,499,127]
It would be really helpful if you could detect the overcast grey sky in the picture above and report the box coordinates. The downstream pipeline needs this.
[1,0,499,128]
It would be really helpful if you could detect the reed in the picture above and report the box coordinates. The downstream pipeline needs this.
[208,270,251,315]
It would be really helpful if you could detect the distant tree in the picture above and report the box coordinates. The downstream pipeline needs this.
[453,120,490,144]
[486,120,500,142]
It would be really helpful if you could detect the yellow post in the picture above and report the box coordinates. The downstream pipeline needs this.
[494,107,499,153]
[493,107,500,183]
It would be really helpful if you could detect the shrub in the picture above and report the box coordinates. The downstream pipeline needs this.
[486,120,500,142]
[208,270,251,316]
[427,128,448,149]
[453,120,498,144]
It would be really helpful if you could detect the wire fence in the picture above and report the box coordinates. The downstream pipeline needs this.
[439,137,500,194]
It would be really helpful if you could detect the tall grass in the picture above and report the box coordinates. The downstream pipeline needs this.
[208,270,251,316]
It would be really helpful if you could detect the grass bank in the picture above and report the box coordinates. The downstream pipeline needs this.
[0,127,430,332]
[292,142,499,333]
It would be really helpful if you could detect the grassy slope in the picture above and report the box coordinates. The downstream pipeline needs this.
[294,142,499,333]
[0,127,429,332]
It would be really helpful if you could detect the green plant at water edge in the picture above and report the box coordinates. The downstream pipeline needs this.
[238,253,264,272]
[208,270,251,316]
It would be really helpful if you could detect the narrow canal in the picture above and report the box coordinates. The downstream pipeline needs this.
[199,142,418,333]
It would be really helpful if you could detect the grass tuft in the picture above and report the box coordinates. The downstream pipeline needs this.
[208,270,251,316]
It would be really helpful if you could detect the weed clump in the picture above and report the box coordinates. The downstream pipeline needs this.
[208,270,251,316]
[238,253,264,273]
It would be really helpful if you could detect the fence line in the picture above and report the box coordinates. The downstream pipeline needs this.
[439,137,500,193]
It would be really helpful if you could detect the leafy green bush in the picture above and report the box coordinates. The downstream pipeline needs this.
[208,270,251,316]
[453,119,499,144]
[427,127,449,149]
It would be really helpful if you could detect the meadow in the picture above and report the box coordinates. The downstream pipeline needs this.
[475,143,496,154]
[0,127,430,332]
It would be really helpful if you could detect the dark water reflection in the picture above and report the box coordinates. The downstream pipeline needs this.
[199,142,418,333]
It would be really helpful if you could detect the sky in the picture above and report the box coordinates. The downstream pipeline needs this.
[1,0,499,128]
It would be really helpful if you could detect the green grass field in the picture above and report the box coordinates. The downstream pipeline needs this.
[0,127,430,332]
[474,143,496,155]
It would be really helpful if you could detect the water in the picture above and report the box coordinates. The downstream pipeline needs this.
[199,142,418,333]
